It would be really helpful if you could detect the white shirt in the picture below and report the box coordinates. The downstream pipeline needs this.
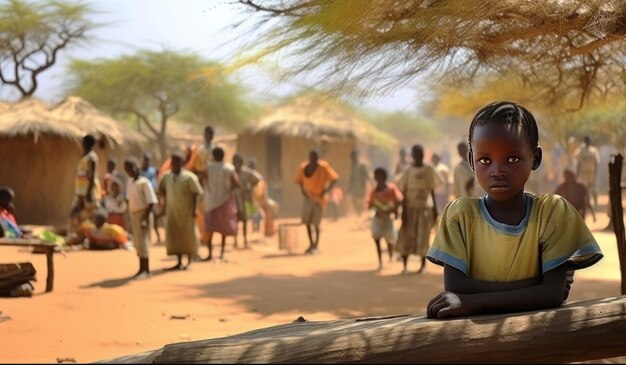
[126,176,158,213]
[204,161,235,212]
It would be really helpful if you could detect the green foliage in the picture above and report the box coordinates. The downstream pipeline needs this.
[0,0,96,98]
[365,110,441,146]
[238,0,626,108]
[65,49,254,158]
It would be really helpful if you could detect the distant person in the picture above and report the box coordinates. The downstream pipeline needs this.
[431,153,450,214]
[453,141,485,198]
[70,134,102,234]
[73,209,129,250]
[426,101,603,319]
[103,158,126,197]
[203,147,239,261]
[0,186,22,238]
[158,150,203,271]
[555,169,595,222]
[188,126,217,252]
[140,152,162,243]
[368,168,403,271]
[295,150,339,254]
[574,135,601,209]
[232,153,261,249]
[396,144,442,274]
[346,149,371,218]
[124,157,158,279]
[248,159,277,237]
[394,146,411,178]
[102,178,128,229]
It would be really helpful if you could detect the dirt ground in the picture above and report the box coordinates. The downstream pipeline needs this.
[0,196,624,363]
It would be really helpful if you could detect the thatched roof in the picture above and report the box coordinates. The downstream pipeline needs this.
[244,95,396,147]
[0,96,146,146]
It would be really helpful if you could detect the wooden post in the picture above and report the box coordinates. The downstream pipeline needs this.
[99,296,626,364]
[44,246,54,292]
[608,154,626,295]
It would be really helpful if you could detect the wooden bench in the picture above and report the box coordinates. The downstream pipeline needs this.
[98,296,626,364]
[0,238,60,293]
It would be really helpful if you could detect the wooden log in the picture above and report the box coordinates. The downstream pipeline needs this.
[99,296,626,364]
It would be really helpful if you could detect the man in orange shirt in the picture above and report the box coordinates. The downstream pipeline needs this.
[295,150,339,254]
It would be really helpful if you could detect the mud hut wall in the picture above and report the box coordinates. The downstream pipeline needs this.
[236,132,269,180]
[0,135,81,225]
[279,136,355,217]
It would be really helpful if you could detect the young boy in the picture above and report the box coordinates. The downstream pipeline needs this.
[426,101,603,319]
[124,157,158,279]
[554,169,596,222]
[368,168,403,271]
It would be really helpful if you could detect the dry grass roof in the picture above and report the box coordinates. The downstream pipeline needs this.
[0,96,146,147]
[244,95,396,148]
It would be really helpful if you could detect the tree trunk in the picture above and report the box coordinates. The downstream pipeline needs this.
[98,296,626,364]
[609,153,626,295]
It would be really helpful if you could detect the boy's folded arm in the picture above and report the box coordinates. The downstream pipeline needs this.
[443,264,541,294]
[442,264,568,317]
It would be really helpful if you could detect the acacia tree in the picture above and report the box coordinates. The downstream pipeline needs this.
[66,49,253,161]
[237,0,626,108]
[0,0,95,99]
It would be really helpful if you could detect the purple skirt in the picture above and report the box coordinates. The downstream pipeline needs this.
[204,195,238,236]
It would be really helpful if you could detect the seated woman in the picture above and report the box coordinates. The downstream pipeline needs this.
[0,186,22,239]
[103,178,128,229]
[71,210,128,250]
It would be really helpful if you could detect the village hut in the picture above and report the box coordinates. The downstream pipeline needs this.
[0,97,146,226]
[237,96,397,217]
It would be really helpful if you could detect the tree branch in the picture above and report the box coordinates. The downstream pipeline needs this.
[131,110,159,138]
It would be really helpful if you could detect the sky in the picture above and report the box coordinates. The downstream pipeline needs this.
[16,0,421,112]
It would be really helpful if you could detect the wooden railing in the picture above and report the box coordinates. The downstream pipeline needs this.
[99,296,626,364]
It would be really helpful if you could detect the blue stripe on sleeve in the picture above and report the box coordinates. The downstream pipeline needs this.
[426,248,468,276]
[542,241,604,273]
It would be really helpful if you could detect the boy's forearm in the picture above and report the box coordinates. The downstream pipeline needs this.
[454,265,568,315]
[461,281,565,314]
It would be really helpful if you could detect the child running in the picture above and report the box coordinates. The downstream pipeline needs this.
[367,168,403,271]
[426,101,603,319]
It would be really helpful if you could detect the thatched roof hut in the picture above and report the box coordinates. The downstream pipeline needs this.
[0,97,146,225]
[237,95,397,217]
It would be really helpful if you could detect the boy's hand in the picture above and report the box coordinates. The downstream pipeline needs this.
[563,270,575,301]
[426,291,471,319]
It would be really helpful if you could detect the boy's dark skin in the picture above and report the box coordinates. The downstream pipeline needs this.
[427,122,572,319]
[232,154,259,249]
[159,154,194,271]
[124,159,154,278]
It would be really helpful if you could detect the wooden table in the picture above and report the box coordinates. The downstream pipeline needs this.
[0,238,59,292]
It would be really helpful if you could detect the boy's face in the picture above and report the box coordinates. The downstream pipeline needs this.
[111,182,120,196]
[171,156,183,173]
[374,173,386,185]
[0,195,10,209]
[124,163,136,177]
[94,215,106,228]
[470,123,539,202]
